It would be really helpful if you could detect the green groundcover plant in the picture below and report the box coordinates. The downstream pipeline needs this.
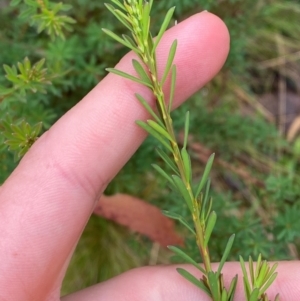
[103,1,279,300]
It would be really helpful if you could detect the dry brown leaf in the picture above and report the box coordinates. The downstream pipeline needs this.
[94,194,184,247]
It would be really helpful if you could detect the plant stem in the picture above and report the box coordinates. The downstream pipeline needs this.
[141,41,213,275]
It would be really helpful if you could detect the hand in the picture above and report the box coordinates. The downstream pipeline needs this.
[0,11,298,301]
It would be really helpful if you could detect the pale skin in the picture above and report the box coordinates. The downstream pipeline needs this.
[0,11,299,301]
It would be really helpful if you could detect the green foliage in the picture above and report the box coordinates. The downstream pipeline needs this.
[0,115,42,160]
[0,57,53,107]
[11,0,76,40]
[240,255,280,301]
[1,0,300,297]
[61,216,144,295]
[103,1,279,300]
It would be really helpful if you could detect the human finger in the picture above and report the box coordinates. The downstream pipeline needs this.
[62,261,300,301]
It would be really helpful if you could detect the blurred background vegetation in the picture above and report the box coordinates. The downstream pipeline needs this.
[1,0,300,296]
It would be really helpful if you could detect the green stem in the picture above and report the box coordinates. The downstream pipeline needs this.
[145,49,213,275]
[124,0,214,293]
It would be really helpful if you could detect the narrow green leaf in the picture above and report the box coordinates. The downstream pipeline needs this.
[10,0,22,6]
[11,123,26,138]
[249,256,254,286]
[176,268,211,297]
[149,0,154,11]
[200,179,211,221]
[152,7,176,53]
[23,57,31,70]
[172,175,193,213]
[239,256,249,282]
[168,65,176,112]
[260,272,278,295]
[102,28,137,52]
[110,0,126,11]
[208,272,220,300]
[138,0,143,12]
[32,122,43,136]
[162,210,195,235]
[168,246,206,274]
[255,254,262,280]
[114,9,133,31]
[6,74,20,84]
[181,148,191,183]
[221,289,227,301]
[195,153,215,198]
[243,277,251,299]
[123,34,137,49]
[183,111,190,149]
[265,262,278,282]
[149,0,153,11]
[135,94,163,126]
[161,39,177,85]
[217,234,235,277]
[3,65,15,77]
[152,164,175,188]
[249,288,260,301]
[17,62,26,76]
[147,120,174,142]
[156,148,179,175]
[275,293,280,301]
[239,256,250,292]
[228,275,238,301]
[136,120,172,152]
[256,260,268,287]
[0,86,14,96]
[132,59,152,87]
[204,197,213,222]
[106,68,153,88]
[142,1,150,41]
[34,58,46,71]
[204,211,217,248]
